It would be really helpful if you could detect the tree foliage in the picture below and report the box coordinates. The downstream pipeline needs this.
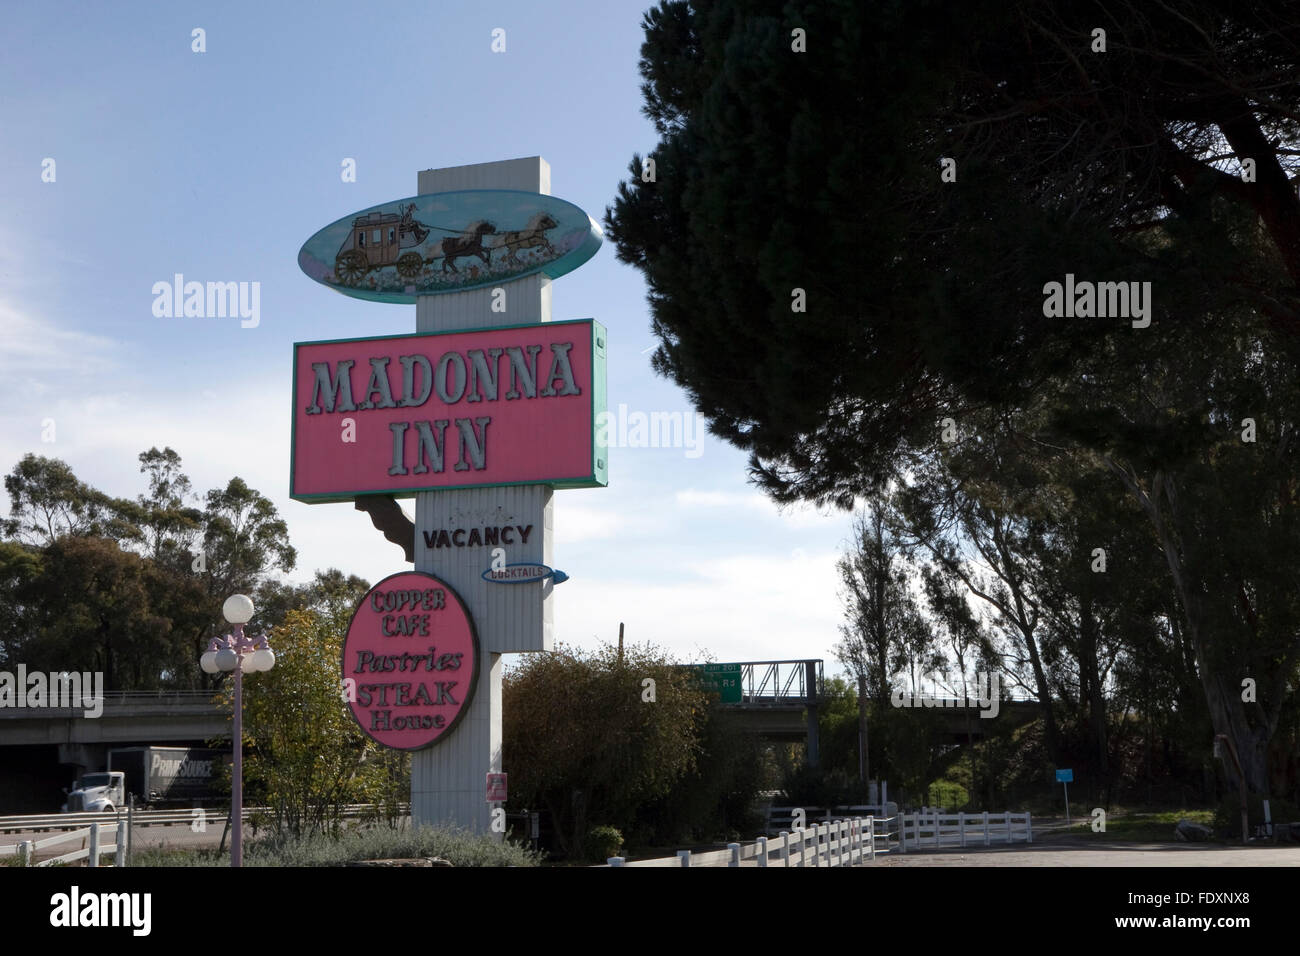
[835,509,932,707]
[230,604,400,837]
[610,0,1300,806]
[0,449,298,691]
[502,642,713,857]
[607,0,1300,505]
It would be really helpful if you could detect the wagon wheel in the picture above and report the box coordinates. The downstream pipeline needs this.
[396,252,424,279]
[334,250,369,285]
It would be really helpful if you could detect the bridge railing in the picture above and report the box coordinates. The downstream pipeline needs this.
[97,690,220,704]
[0,688,222,717]
[734,660,824,705]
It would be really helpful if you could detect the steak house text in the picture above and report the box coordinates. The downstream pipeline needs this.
[352,587,467,734]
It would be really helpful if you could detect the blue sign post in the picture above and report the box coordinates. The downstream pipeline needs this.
[1056,769,1073,825]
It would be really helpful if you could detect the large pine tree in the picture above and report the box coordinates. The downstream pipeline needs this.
[607,0,1300,802]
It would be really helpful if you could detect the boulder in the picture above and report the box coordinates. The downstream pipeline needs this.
[1174,820,1212,842]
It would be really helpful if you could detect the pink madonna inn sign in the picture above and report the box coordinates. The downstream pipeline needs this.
[291,318,608,501]
[342,571,480,750]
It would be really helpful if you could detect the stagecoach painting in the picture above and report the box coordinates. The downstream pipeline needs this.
[298,190,603,304]
[333,204,431,284]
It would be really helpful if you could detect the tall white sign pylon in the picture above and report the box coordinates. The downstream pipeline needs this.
[411,157,556,833]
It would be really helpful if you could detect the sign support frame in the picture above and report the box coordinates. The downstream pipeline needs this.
[407,157,560,836]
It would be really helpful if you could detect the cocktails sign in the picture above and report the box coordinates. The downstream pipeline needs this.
[298,190,603,304]
[291,318,607,501]
[342,571,480,750]
[481,563,569,584]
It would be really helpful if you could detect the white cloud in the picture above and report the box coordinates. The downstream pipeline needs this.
[674,486,848,529]
[555,501,634,542]
[0,300,119,378]
[674,488,766,510]
[556,547,846,668]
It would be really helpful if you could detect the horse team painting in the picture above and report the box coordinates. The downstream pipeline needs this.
[298,189,604,303]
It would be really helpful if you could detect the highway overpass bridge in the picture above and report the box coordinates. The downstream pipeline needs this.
[699,660,1040,761]
[0,664,1042,811]
[0,691,225,812]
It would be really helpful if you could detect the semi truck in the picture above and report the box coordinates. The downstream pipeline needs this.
[60,771,126,813]
[61,746,225,812]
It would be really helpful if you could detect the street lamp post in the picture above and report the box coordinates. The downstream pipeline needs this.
[200,594,275,868]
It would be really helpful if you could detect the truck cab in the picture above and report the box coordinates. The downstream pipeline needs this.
[61,771,126,813]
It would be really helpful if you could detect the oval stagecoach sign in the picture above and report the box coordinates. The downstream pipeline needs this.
[298,189,603,303]
[341,571,480,750]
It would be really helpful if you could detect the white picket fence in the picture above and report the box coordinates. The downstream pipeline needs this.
[0,822,123,868]
[894,809,1032,850]
[607,816,878,867]
[606,808,1031,867]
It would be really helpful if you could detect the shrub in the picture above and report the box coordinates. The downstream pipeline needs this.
[779,763,861,808]
[130,824,541,867]
[503,641,710,858]
[1213,794,1300,839]
[583,825,624,862]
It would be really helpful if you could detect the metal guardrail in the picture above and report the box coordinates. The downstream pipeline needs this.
[0,804,409,834]
[96,690,219,703]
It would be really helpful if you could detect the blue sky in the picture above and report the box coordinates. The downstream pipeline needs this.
[0,0,858,672]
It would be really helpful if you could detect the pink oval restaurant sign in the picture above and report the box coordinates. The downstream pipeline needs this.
[342,571,480,750]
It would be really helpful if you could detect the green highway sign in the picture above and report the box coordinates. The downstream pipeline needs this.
[689,663,742,703]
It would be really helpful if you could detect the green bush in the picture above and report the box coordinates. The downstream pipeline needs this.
[779,763,861,808]
[583,825,624,862]
[1213,794,1300,839]
[632,711,772,848]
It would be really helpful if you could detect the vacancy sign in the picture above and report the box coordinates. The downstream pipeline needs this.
[291,318,607,501]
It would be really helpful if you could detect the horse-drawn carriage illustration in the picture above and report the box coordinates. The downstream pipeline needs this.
[300,189,601,303]
[332,203,560,287]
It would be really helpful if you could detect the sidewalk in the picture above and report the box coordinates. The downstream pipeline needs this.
[876,842,1300,866]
